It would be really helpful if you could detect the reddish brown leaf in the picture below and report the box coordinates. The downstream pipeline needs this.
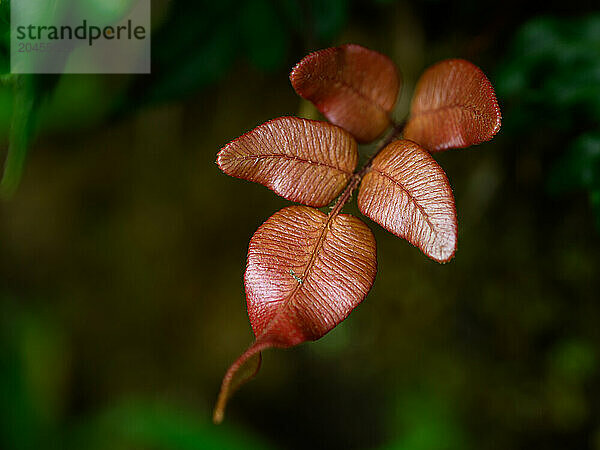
[357,140,457,262]
[217,117,358,207]
[290,44,401,143]
[404,59,501,152]
[214,206,377,423]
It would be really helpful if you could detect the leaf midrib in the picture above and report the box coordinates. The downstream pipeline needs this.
[372,168,436,233]
[256,212,334,341]
[318,75,390,117]
[412,103,487,120]
[229,153,352,175]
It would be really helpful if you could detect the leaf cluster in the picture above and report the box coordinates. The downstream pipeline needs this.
[214,44,501,422]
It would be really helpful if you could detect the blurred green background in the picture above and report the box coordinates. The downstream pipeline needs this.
[1,0,600,449]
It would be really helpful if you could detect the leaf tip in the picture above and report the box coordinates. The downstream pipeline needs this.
[433,239,457,264]
[215,145,229,173]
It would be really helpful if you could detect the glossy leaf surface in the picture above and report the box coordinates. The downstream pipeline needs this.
[290,44,401,143]
[217,117,358,207]
[214,206,377,423]
[404,59,501,152]
[358,140,457,262]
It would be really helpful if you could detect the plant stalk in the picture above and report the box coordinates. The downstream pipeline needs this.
[328,120,405,218]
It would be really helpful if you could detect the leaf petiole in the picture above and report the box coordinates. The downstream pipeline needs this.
[327,120,406,219]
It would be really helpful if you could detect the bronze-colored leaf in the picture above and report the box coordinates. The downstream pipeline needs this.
[404,59,501,152]
[358,140,457,262]
[214,206,377,423]
[290,44,401,143]
[217,117,358,207]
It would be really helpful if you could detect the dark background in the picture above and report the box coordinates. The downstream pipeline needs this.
[1,1,600,449]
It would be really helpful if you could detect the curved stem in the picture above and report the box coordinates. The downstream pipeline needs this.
[328,120,405,218]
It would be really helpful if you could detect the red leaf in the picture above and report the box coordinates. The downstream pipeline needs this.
[357,140,457,262]
[404,59,501,152]
[290,44,401,143]
[214,206,377,423]
[217,117,358,207]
